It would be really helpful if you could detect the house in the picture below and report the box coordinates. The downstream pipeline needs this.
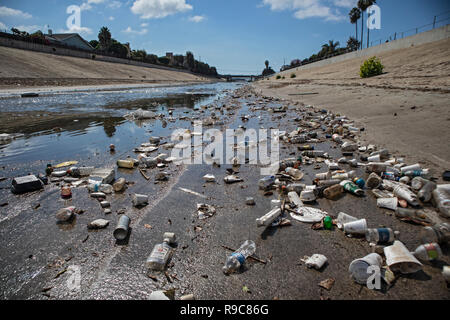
[44,30,93,51]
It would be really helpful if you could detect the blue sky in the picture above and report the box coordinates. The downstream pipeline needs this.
[0,0,449,74]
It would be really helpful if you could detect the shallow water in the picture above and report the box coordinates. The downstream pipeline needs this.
[0,82,242,166]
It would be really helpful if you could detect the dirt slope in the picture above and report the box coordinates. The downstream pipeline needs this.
[0,46,211,87]
[254,38,450,178]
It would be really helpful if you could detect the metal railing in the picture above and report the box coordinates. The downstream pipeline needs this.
[368,11,450,48]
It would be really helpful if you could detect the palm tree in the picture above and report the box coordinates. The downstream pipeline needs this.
[265,60,269,69]
[366,0,376,48]
[349,7,361,49]
[347,37,360,51]
[357,0,369,49]
[98,26,112,52]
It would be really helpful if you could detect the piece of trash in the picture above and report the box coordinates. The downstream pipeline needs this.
[223,240,256,275]
[56,207,76,223]
[87,219,110,229]
[349,253,383,285]
[113,215,131,240]
[289,206,326,224]
[366,228,395,244]
[256,208,282,227]
[54,161,78,168]
[224,175,243,184]
[179,187,206,198]
[377,197,398,211]
[343,219,367,235]
[132,193,149,207]
[180,294,195,300]
[319,278,335,291]
[203,174,216,182]
[413,243,442,262]
[149,290,172,300]
[197,203,216,220]
[302,254,327,270]
[146,233,176,271]
[246,197,255,205]
[384,241,422,274]
[11,175,43,194]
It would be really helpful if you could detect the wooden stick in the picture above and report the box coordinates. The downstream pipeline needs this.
[221,245,266,264]
[139,168,150,180]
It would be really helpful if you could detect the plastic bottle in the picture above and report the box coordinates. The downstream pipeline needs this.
[332,171,355,180]
[117,159,135,169]
[413,243,442,262]
[365,228,394,244]
[431,184,450,218]
[417,180,436,203]
[381,172,399,181]
[146,233,176,271]
[403,169,431,179]
[88,183,113,194]
[323,216,333,229]
[420,223,450,244]
[285,167,303,180]
[222,240,256,275]
[258,176,275,190]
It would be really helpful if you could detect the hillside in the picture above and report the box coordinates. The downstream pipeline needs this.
[0,46,213,88]
[254,38,450,179]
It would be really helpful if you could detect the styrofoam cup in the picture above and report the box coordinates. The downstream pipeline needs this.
[343,219,367,235]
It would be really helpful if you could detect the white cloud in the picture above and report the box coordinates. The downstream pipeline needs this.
[108,1,123,9]
[88,0,106,4]
[141,22,149,27]
[188,15,205,23]
[0,6,32,19]
[332,0,357,8]
[131,0,193,19]
[109,16,115,20]
[262,0,345,21]
[122,26,148,35]
[0,21,7,30]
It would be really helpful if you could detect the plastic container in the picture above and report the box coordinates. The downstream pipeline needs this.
[285,167,304,180]
[366,228,394,244]
[11,175,43,194]
[146,233,176,271]
[305,254,328,270]
[223,240,256,275]
[384,241,422,274]
[420,223,450,244]
[56,206,76,222]
[256,208,282,227]
[258,176,275,190]
[413,243,442,262]
[323,184,343,200]
[343,219,367,235]
[340,180,364,196]
[132,193,149,207]
[432,184,450,218]
[117,159,135,169]
[349,253,383,285]
[113,215,131,240]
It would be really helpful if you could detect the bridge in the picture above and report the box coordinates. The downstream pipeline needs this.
[220,75,259,82]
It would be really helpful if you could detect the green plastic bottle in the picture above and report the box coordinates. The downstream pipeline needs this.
[324,216,333,229]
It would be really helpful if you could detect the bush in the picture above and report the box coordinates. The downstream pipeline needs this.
[290,73,296,78]
[360,56,384,78]
[276,75,281,79]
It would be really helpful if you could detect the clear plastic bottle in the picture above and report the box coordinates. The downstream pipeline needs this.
[146,233,176,271]
[413,243,442,261]
[258,176,275,190]
[420,223,450,244]
[223,240,256,275]
[365,228,394,244]
[88,183,113,194]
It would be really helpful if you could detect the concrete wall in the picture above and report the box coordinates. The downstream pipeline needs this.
[289,24,450,73]
[0,36,195,75]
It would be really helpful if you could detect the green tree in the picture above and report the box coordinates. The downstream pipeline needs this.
[109,39,128,58]
[131,49,147,61]
[265,60,269,69]
[320,40,340,57]
[349,7,361,49]
[89,40,99,49]
[184,51,195,70]
[347,37,360,51]
[98,26,112,52]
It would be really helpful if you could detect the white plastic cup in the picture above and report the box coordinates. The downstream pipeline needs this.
[377,197,398,211]
[343,219,367,235]
[384,241,422,274]
[349,253,383,284]
[300,190,316,202]
[337,212,358,229]
[132,193,148,207]
[401,163,421,174]
[305,254,328,270]
[368,154,381,162]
